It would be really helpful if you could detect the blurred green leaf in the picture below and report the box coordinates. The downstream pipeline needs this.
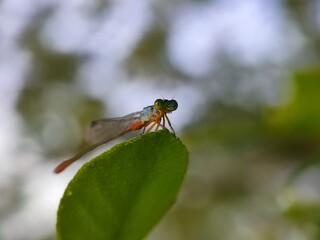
[56,130,189,240]
[284,202,320,225]
[267,69,320,138]
[131,28,166,60]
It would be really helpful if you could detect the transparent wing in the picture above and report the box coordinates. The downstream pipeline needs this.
[54,111,144,173]
[84,111,142,145]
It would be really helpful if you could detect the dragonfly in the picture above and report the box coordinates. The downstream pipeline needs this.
[54,99,178,173]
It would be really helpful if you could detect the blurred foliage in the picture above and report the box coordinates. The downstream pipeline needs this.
[267,69,320,135]
[6,0,320,239]
[17,22,104,156]
[17,81,104,156]
[126,26,186,80]
[265,69,320,156]
[132,27,166,61]
[286,0,320,56]
[176,67,320,239]
[128,27,167,76]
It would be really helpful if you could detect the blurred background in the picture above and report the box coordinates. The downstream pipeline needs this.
[1,0,320,239]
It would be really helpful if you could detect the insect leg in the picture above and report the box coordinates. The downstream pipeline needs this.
[164,114,175,134]
[146,121,157,133]
[154,118,162,131]
[161,115,166,129]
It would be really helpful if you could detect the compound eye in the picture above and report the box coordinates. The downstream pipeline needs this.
[165,99,178,111]
[170,100,178,111]
[154,99,165,110]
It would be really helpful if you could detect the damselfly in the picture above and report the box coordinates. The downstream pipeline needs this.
[54,99,178,173]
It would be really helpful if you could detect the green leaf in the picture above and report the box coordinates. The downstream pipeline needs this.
[56,130,189,240]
